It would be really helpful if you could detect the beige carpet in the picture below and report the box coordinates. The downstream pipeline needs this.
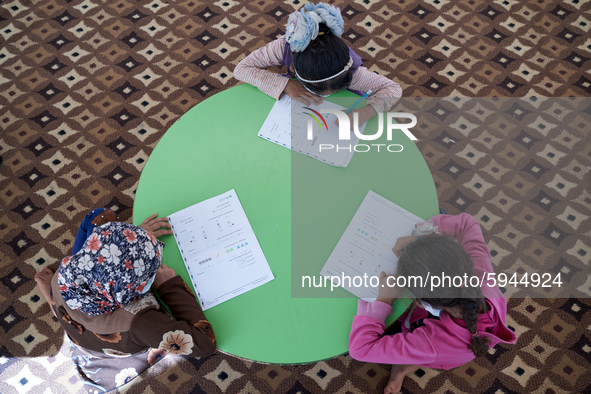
[0,0,590,392]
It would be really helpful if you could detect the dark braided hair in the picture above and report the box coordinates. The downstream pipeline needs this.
[292,23,353,94]
[397,234,491,357]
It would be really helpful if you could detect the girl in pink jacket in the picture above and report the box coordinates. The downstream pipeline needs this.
[349,213,516,394]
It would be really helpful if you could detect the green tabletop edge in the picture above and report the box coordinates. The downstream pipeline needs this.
[133,84,438,363]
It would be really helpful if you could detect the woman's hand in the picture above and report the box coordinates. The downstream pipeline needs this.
[283,79,323,106]
[139,213,173,238]
[153,264,176,289]
[376,271,399,306]
[392,236,417,258]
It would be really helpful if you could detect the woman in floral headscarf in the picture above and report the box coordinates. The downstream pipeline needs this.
[35,208,216,392]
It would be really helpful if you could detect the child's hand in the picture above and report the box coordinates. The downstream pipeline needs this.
[153,264,176,289]
[139,213,174,238]
[376,271,401,305]
[392,236,418,257]
[335,106,378,128]
[283,80,323,106]
[334,112,354,128]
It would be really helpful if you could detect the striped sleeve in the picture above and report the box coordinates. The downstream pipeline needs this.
[233,36,290,100]
[348,67,403,113]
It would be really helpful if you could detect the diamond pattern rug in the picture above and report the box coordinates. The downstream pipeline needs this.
[0,0,590,393]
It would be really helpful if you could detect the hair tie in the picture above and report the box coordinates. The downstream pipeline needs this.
[309,3,344,37]
[285,3,344,53]
[472,331,478,338]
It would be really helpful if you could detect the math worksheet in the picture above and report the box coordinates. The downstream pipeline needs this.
[320,190,424,299]
[258,95,367,167]
[168,190,274,310]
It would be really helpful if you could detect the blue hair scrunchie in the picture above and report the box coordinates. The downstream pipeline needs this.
[306,3,344,37]
[285,2,344,53]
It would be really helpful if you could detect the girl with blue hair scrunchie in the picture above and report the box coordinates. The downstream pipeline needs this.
[234,2,402,126]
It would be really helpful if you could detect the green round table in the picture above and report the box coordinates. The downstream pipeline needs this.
[134,84,439,364]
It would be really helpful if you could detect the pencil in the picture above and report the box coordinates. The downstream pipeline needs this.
[345,89,372,114]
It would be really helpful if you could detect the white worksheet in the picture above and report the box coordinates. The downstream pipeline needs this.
[168,190,274,310]
[258,95,367,167]
[320,190,424,299]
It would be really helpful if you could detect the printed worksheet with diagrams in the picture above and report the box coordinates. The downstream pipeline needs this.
[320,190,424,299]
[168,190,274,310]
[258,95,367,167]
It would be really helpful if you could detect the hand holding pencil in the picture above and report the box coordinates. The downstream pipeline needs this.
[335,90,378,128]
[345,89,372,114]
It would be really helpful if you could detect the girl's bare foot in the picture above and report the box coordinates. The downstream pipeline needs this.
[384,364,417,394]
[34,267,56,316]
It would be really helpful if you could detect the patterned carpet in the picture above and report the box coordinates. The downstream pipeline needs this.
[1,0,590,393]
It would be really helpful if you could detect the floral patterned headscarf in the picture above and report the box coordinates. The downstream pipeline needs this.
[58,222,164,316]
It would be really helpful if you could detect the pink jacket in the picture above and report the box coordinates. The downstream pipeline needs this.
[349,213,516,370]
